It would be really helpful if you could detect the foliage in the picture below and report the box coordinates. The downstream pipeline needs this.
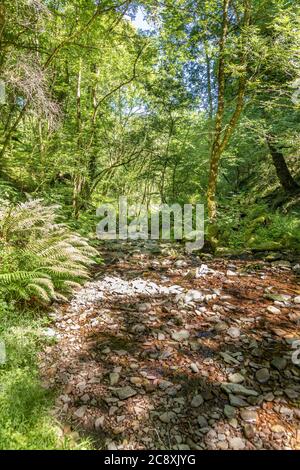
[0,200,98,304]
[0,303,91,449]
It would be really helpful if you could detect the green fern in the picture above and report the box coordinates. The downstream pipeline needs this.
[0,199,98,304]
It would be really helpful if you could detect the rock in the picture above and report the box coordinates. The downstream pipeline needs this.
[175,260,188,268]
[132,324,146,333]
[228,437,246,450]
[95,416,105,429]
[81,393,90,403]
[243,424,255,439]
[107,442,118,450]
[159,411,176,423]
[228,373,244,384]
[227,327,241,339]
[271,424,285,434]
[171,330,190,341]
[271,357,287,371]
[109,372,120,386]
[284,388,299,400]
[198,415,208,427]
[267,306,281,315]
[255,368,270,384]
[294,296,300,304]
[227,270,237,277]
[219,352,240,365]
[224,405,236,419]
[221,383,258,396]
[217,441,229,450]
[138,302,152,313]
[191,394,204,407]
[240,409,257,423]
[229,395,248,407]
[74,405,87,418]
[190,363,199,373]
[114,386,137,400]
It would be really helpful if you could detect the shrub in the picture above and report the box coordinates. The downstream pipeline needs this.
[0,199,98,304]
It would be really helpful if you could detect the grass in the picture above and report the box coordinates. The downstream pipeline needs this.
[0,301,91,450]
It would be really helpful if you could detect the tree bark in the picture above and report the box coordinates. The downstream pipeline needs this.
[207,0,251,222]
[266,136,299,193]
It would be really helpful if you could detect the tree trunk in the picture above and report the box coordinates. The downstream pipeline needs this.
[207,0,251,222]
[266,136,299,193]
[207,0,230,222]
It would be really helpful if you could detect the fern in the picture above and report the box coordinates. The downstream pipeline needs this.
[0,200,98,304]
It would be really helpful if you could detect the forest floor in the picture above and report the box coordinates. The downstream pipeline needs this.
[39,240,300,450]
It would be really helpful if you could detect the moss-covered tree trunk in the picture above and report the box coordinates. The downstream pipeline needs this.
[266,136,299,193]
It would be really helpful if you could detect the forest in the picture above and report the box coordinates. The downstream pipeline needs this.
[0,0,300,452]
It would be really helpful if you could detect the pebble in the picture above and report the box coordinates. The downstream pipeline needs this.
[271,424,285,434]
[224,405,236,419]
[171,330,190,341]
[255,368,270,384]
[271,357,287,371]
[229,395,248,407]
[110,372,120,386]
[267,306,281,315]
[243,424,255,439]
[228,373,244,384]
[95,416,105,429]
[190,363,199,373]
[240,409,257,423]
[191,394,204,407]
[74,405,87,418]
[114,386,137,400]
[228,437,246,450]
[198,416,208,427]
[159,411,176,424]
[227,327,241,339]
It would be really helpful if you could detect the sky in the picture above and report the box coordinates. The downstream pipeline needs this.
[126,7,152,32]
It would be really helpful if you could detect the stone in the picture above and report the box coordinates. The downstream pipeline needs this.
[267,306,281,315]
[138,302,152,313]
[224,405,236,419]
[190,363,199,373]
[255,368,270,384]
[271,424,285,434]
[191,394,204,407]
[228,373,244,384]
[271,357,287,371]
[240,409,257,423]
[294,296,300,304]
[285,388,299,400]
[95,416,105,429]
[109,372,120,386]
[229,395,248,407]
[227,327,241,339]
[217,441,229,450]
[171,330,190,341]
[228,437,246,450]
[221,383,258,396]
[74,405,87,418]
[114,386,137,400]
[198,415,208,427]
[159,411,176,423]
[243,424,256,439]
